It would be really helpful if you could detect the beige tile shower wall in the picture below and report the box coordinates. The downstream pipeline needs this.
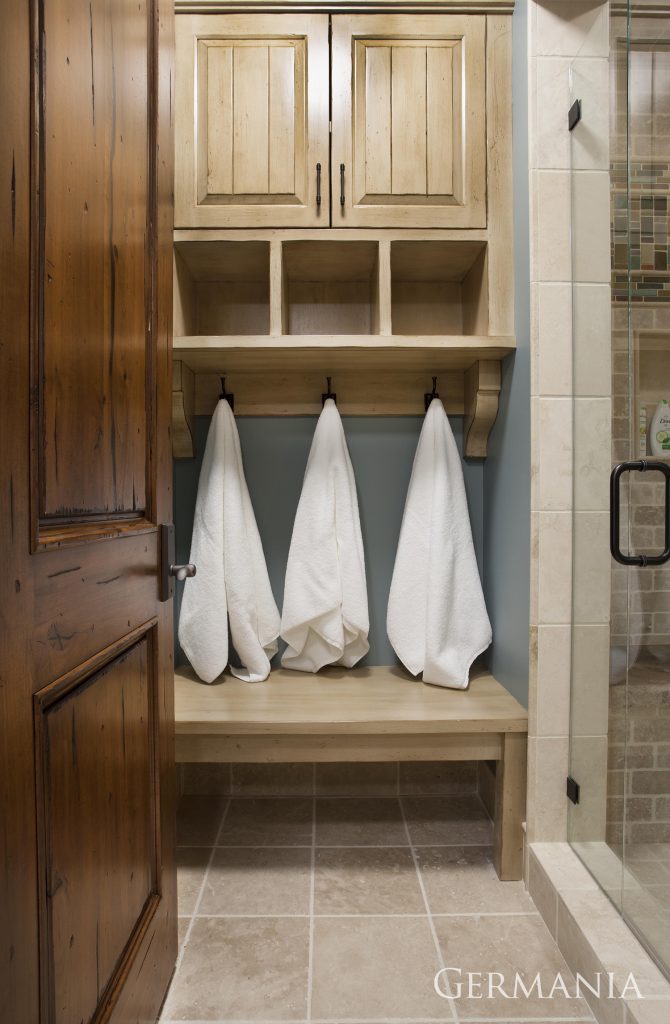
[527,0,612,849]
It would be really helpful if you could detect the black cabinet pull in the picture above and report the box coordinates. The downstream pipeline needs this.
[316,163,321,207]
[339,163,345,207]
[610,460,670,566]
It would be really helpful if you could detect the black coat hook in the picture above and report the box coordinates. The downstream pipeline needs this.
[322,376,337,406]
[424,376,439,412]
[220,376,235,411]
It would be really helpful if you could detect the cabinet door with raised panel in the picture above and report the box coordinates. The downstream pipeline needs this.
[332,15,486,228]
[175,14,329,228]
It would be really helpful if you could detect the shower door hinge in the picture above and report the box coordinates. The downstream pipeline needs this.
[566,776,581,804]
[568,99,581,131]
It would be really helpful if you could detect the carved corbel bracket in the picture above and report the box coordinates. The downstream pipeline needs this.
[172,360,195,459]
[464,359,502,458]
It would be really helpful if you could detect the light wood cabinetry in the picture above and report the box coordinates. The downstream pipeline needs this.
[172,4,515,459]
[331,14,486,228]
[175,14,329,227]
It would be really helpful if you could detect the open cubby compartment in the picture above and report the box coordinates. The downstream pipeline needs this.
[174,239,271,336]
[391,239,488,336]
[282,240,380,335]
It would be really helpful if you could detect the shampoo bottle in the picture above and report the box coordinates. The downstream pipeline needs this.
[650,399,670,457]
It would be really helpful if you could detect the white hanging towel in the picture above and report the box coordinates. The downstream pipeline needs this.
[178,399,280,684]
[387,398,492,689]
[281,399,369,672]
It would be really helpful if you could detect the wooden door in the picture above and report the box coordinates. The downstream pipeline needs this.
[1,2,177,1022]
[331,14,487,228]
[175,14,330,228]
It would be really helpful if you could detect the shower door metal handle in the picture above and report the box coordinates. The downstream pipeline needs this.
[610,460,670,566]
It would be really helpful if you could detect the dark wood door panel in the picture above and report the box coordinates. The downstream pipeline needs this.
[38,0,152,521]
[37,639,157,1024]
[1,0,175,1018]
[32,532,159,686]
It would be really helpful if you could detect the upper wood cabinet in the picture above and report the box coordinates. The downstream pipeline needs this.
[175,14,330,228]
[331,14,487,228]
[175,11,492,229]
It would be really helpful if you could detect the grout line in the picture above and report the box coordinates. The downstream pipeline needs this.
[182,792,482,802]
[158,1018,596,1024]
[397,796,458,1024]
[187,910,542,920]
[306,784,316,1021]
[176,842,494,851]
[173,799,231,976]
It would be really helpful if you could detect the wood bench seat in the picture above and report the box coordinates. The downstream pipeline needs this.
[174,664,528,880]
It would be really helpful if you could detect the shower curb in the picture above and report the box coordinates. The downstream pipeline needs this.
[528,842,670,1024]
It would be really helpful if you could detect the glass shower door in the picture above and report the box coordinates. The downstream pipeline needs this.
[568,0,670,977]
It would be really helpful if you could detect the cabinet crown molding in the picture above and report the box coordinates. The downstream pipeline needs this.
[176,2,515,14]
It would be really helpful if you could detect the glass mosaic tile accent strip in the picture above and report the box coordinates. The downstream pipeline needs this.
[611,160,670,303]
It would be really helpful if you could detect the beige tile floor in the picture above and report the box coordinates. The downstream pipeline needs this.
[161,794,595,1024]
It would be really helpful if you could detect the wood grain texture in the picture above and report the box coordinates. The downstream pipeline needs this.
[1,0,177,1019]
[233,46,270,194]
[176,1,516,10]
[333,14,487,227]
[176,14,329,227]
[0,1,39,1019]
[206,45,234,195]
[464,358,502,457]
[176,731,504,763]
[38,641,155,1024]
[175,665,528,735]
[174,335,514,372]
[365,46,392,194]
[269,46,296,194]
[192,367,468,416]
[427,46,453,194]
[486,14,514,337]
[174,0,520,9]
[391,46,427,195]
[173,360,196,458]
[493,732,527,881]
[175,664,527,880]
[40,0,151,520]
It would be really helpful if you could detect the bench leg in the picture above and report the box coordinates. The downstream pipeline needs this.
[493,733,527,881]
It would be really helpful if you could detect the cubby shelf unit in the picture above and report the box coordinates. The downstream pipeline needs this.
[172,230,516,458]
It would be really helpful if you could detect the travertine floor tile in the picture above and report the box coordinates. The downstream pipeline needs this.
[313,846,424,914]
[176,795,228,846]
[231,763,313,797]
[200,847,311,916]
[218,798,313,847]
[177,917,190,947]
[311,915,447,1019]
[433,913,591,1019]
[315,797,408,846]
[177,846,211,916]
[162,916,309,1021]
[315,761,398,797]
[403,795,493,846]
[416,846,536,914]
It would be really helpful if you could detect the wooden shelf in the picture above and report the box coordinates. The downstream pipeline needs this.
[173,334,516,374]
[175,663,527,741]
[172,231,514,456]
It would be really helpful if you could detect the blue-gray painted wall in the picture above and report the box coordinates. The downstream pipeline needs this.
[482,0,531,706]
[173,0,531,703]
[174,415,484,668]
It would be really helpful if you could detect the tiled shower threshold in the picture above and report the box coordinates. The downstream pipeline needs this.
[528,843,670,1024]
